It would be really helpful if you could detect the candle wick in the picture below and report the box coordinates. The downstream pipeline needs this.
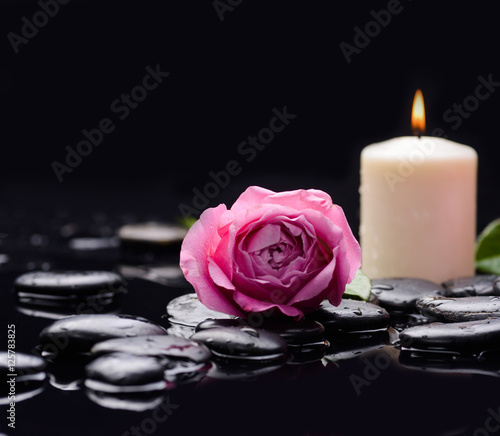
[413,128,424,138]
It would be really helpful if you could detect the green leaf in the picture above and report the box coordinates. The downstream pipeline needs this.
[343,269,371,301]
[176,216,198,229]
[475,219,500,274]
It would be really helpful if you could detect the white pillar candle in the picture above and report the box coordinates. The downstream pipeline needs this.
[359,135,477,283]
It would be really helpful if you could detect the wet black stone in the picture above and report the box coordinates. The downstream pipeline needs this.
[0,351,46,373]
[118,222,187,246]
[307,299,390,332]
[260,318,326,348]
[118,222,188,262]
[195,318,246,332]
[195,317,326,363]
[191,326,288,362]
[39,314,168,354]
[371,278,444,312]
[119,264,189,288]
[0,352,47,402]
[14,270,125,299]
[91,335,211,363]
[85,352,167,391]
[68,236,120,251]
[399,318,500,352]
[167,293,235,328]
[196,317,325,347]
[441,275,500,297]
[417,295,500,322]
[0,254,9,266]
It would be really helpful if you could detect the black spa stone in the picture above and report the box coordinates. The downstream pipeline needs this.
[190,326,288,362]
[441,275,500,297]
[0,351,46,373]
[307,299,390,332]
[91,335,211,363]
[195,318,246,332]
[39,314,168,354]
[118,222,187,246]
[370,278,444,312]
[399,318,500,352]
[85,353,167,392]
[196,317,326,351]
[166,293,235,328]
[14,270,125,299]
[417,295,500,322]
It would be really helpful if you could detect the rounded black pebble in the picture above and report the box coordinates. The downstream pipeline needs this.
[39,314,168,355]
[195,317,326,362]
[14,270,125,299]
[166,293,235,328]
[307,299,390,332]
[399,318,500,352]
[118,222,187,246]
[118,222,188,262]
[417,295,500,322]
[0,351,46,373]
[441,275,500,297]
[370,278,444,312]
[195,318,246,332]
[85,352,167,392]
[91,335,211,363]
[191,326,288,362]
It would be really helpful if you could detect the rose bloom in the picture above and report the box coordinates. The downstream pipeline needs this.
[180,186,361,319]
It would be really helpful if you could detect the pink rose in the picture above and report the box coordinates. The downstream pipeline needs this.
[179,186,361,319]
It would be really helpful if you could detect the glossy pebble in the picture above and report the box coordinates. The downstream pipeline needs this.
[0,351,46,373]
[85,353,167,392]
[441,275,500,297]
[417,295,500,322]
[308,299,390,332]
[14,270,125,299]
[40,314,168,354]
[399,318,500,352]
[166,293,235,328]
[118,222,187,246]
[371,278,444,312]
[191,326,288,362]
[91,335,211,363]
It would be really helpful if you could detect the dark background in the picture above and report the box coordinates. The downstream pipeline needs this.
[1,0,499,235]
[1,1,500,435]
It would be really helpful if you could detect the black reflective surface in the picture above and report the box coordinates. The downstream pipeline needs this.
[1,1,500,435]
[1,211,500,436]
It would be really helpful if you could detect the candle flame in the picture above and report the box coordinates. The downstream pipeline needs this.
[411,89,425,136]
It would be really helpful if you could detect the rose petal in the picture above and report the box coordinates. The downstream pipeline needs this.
[180,205,243,317]
[232,290,304,319]
[246,224,281,253]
